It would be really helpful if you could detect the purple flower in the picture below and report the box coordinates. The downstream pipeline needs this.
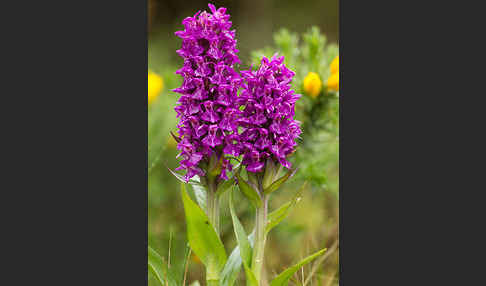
[238,54,301,172]
[174,4,242,181]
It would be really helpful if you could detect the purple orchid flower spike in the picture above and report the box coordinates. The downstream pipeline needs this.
[173,3,242,183]
[234,55,302,286]
[239,54,302,176]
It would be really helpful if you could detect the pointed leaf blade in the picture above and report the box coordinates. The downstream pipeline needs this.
[220,231,255,286]
[181,183,227,272]
[190,176,207,212]
[264,168,297,195]
[236,171,262,208]
[229,190,252,267]
[244,264,258,286]
[269,248,327,286]
[167,166,202,185]
[266,182,307,234]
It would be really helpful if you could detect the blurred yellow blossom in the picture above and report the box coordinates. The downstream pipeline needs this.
[330,56,339,75]
[303,72,322,99]
[327,73,339,92]
[148,71,163,105]
[327,56,339,92]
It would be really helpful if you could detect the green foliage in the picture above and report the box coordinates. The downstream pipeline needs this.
[220,231,255,286]
[266,183,306,234]
[148,246,179,286]
[269,248,327,286]
[229,191,252,268]
[264,168,297,195]
[190,178,208,213]
[243,264,258,286]
[235,171,262,208]
[180,183,227,273]
[262,159,277,190]
[148,94,176,173]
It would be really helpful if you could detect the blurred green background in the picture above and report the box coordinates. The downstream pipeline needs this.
[148,1,339,285]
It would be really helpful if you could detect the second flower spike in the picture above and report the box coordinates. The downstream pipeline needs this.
[238,54,302,174]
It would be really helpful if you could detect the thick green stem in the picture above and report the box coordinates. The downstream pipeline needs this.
[206,259,220,286]
[206,180,220,234]
[206,180,220,286]
[252,195,268,285]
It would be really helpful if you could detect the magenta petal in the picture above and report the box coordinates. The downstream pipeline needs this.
[247,161,265,172]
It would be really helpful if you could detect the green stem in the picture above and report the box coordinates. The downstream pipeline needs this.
[206,179,220,286]
[252,194,268,285]
[206,180,220,234]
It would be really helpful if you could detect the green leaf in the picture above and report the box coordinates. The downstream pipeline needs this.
[181,183,227,272]
[216,177,235,197]
[262,159,276,190]
[229,191,259,286]
[266,182,306,234]
[236,171,262,208]
[168,169,207,211]
[220,231,255,286]
[166,166,202,185]
[190,281,201,286]
[269,248,327,286]
[190,176,207,212]
[244,264,258,286]
[220,247,242,286]
[148,246,178,286]
[229,190,252,267]
[264,168,297,195]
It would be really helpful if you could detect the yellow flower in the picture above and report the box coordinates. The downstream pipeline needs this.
[330,56,339,75]
[327,73,339,92]
[303,72,322,99]
[327,56,339,92]
[148,71,163,105]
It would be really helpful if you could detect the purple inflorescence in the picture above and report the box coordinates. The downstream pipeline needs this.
[238,55,301,173]
[173,4,242,181]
